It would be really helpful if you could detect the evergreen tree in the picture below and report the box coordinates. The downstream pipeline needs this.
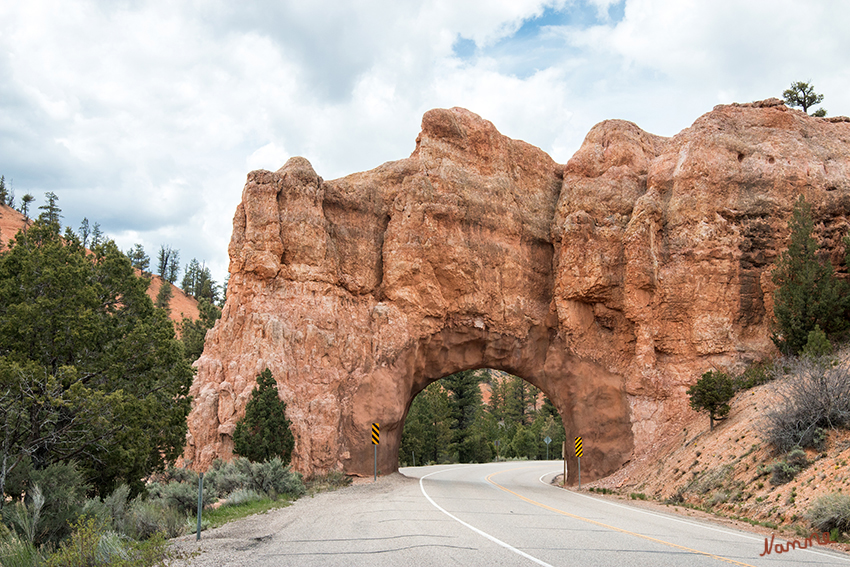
[157,245,173,279]
[78,218,91,248]
[442,370,485,463]
[772,195,845,354]
[163,249,180,284]
[687,370,735,431]
[0,216,193,496]
[155,278,174,313]
[783,81,826,116]
[126,243,150,274]
[90,222,103,248]
[19,194,34,219]
[0,176,6,205]
[232,369,295,464]
[179,299,221,362]
[37,192,61,225]
[399,381,454,465]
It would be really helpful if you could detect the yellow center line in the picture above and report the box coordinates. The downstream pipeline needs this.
[486,467,758,567]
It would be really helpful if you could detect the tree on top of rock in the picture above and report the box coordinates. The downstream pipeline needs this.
[783,81,826,117]
[233,369,295,464]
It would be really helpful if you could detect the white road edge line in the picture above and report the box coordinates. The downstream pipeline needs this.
[419,467,554,567]
[537,469,850,563]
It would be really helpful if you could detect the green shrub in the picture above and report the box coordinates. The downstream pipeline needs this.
[46,517,179,567]
[127,498,185,540]
[205,460,249,497]
[162,465,198,484]
[806,493,850,534]
[770,461,801,485]
[786,448,809,469]
[223,489,264,507]
[18,462,88,546]
[157,480,216,515]
[248,458,305,499]
[0,523,44,567]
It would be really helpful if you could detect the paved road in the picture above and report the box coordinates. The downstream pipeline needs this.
[175,461,850,566]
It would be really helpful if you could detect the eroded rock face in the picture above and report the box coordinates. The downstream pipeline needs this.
[184,102,850,483]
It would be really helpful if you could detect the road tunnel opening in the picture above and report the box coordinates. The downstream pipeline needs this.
[398,368,567,468]
[344,324,634,485]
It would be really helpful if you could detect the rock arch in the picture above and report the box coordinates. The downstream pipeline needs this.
[184,102,850,483]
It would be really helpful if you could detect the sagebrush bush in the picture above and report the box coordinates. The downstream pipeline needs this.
[14,462,89,546]
[247,458,305,499]
[770,461,800,485]
[807,492,850,534]
[205,460,249,497]
[764,356,850,451]
[223,488,264,507]
[0,523,44,567]
[162,466,198,484]
[46,517,177,567]
[157,480,216,515]
[127,497,186,540]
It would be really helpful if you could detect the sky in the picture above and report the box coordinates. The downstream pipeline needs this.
[1,0,848,286]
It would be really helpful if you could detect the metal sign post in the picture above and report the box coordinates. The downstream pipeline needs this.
[196,472,204,541]
[575,437,583,490]
[544,436,551,460]
[371,423,380,482]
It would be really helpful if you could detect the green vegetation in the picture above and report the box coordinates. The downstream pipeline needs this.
[233,369,296,465]
[179,298,222,362]
[399,369,566,466]
[687,370,735,431]
[783,80,826,116]
[0,198,194,498]
[772,195,845,355]
[806,492,850,534]
[181,257,220,305]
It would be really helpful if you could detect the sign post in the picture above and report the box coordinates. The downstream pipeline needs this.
[371,423,380,482]
[575,436,583,489]
[544,436,552,460]
[562,441,566,487]
[196,472,204,541]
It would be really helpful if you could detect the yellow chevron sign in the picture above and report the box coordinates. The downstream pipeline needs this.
[372,423,380,445]
[575,436,583,458]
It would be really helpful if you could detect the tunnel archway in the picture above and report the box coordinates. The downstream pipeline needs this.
[344,324,633,485]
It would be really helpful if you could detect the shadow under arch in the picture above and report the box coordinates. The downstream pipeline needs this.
[344,324,633,486]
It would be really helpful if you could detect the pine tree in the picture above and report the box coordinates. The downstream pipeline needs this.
[166,250,180,284]
[232,369,295,464]
[0,176,6,205]
[687,371,735,431]
[90,223,103,248]
[37,192,61,225]
[126,243,150,274]
[78,218,91,248]
[0,214,193,496]
[155,279,174,313]
[20,194,34,220]
[772,195,845,355]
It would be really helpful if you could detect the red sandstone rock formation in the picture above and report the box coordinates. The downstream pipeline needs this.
[184,101,850,483]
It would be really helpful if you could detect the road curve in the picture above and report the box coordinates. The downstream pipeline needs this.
[174,461,850,566]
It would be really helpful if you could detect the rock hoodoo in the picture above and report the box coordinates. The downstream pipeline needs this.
[184,100,850,483]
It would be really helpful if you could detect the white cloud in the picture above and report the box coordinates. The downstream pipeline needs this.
[1,0,848,285]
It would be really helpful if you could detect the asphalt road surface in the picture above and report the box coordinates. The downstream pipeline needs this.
[174,461,850,566]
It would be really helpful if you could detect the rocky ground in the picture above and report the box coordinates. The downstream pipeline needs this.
[581,356,850,546]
